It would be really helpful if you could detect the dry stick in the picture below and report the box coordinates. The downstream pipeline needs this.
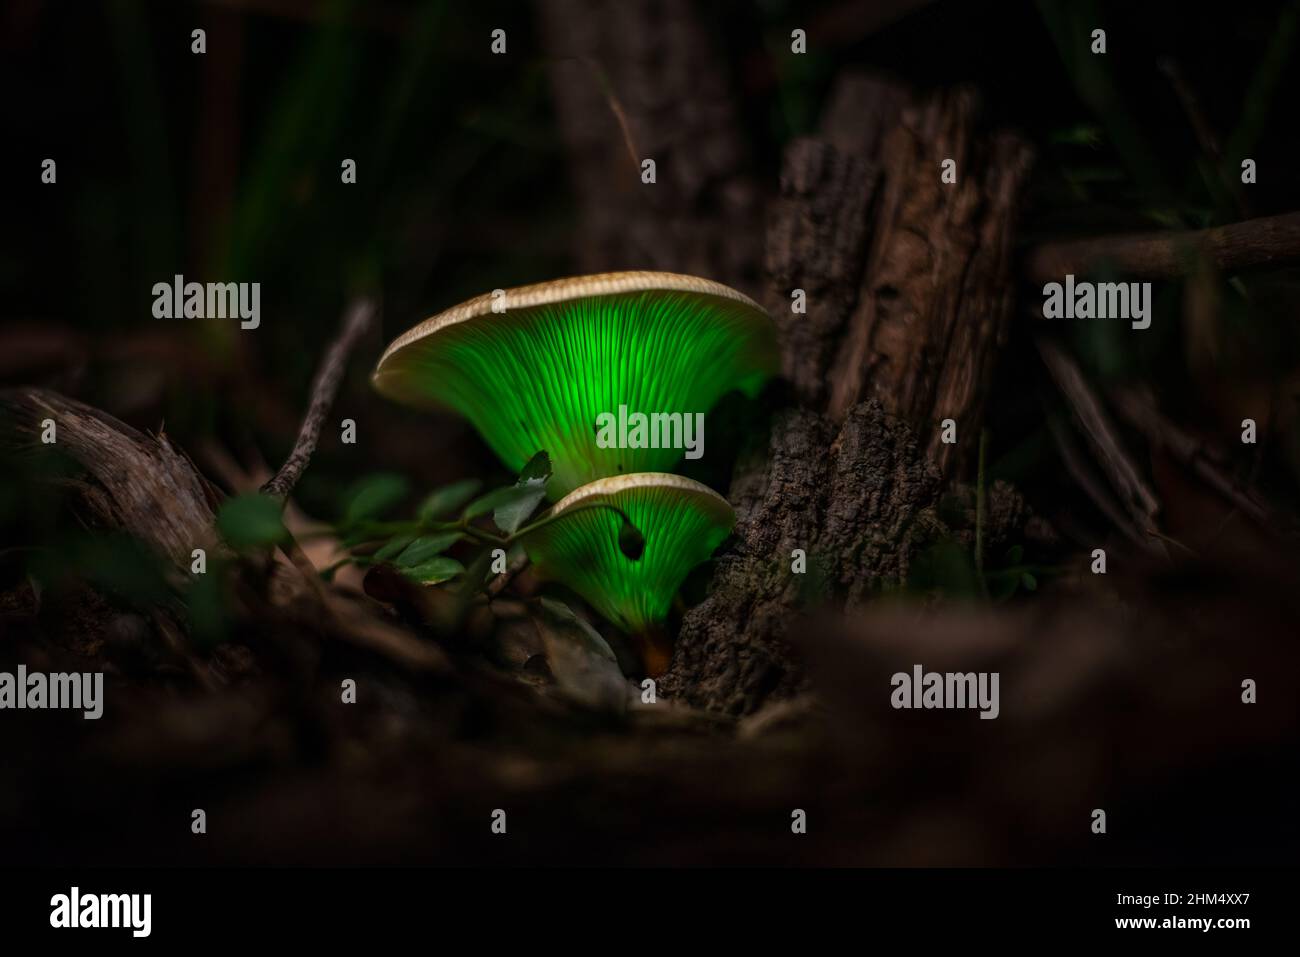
[258,299,375,597]
[1035,338,1164,551]
[1043,411,1147,546]
[1025,211,1300,283]
[1109,387,1276,529]
[485,550,530,599]
[261,298,376,500]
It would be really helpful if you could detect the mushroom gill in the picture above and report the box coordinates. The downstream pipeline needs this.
[518,473,735,656]
[372,271,777,499]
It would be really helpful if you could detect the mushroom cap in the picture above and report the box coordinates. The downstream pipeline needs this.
[519,472,735,635]
[372,271,778,498]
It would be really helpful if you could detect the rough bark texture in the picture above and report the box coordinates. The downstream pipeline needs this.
[1,388,223,569]
[661,75,1034,715]
[660,401,943,714]
[535,0,761,290]
[825,87,1034,474]
[763,75,910,408]
[764,139,878,409]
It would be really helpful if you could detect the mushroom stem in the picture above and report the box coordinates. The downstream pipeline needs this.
[635,625,674,679]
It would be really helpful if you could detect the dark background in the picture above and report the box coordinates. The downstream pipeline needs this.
[5,0,1300,508]
[1,0,1297,867]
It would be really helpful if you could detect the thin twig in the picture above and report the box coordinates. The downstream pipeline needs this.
[1043,409,1149,547]
[486,552,530,598]
[1025,211,1300,283]
[1109,386,1278,530]
[1036,338,1163,546]
[261,298,376,500]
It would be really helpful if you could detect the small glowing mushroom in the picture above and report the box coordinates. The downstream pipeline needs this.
[519,472,735,676]
[372,271,778,499]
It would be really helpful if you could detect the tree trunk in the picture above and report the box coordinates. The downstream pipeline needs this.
[535,0,762,290]
[661,74,1034,714]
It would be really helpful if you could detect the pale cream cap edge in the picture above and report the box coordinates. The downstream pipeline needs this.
[374,271,768,372]
[550,472,733,519]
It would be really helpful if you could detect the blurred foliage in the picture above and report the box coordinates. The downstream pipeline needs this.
[1034,0,1300,390]
[216,493,290,550]
[492,450,551,535]
[340,472,410,525]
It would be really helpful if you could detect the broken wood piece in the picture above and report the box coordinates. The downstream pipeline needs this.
[1,388,223,571]
[1035,338,1163,548]
[1025,211,1300,283]
[823,85,1034,475]
[1109,387,1277,530]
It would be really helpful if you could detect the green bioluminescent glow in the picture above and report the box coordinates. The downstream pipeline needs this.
[372,272,777,499]
[519,473,735,636]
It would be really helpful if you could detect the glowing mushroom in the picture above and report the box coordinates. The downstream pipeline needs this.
[372,271,778,499]
[519,472,735,675]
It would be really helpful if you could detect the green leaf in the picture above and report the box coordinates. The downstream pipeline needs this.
[493,450,552,534]
[1004,544,1024,565]
[451,547,496,622]
[538,597,616,662]
[395,532,462,567]
[908,540,983,600]
[1021,572,1038,592]
[1048,123,1102,148]
[463,484,538,521]
[186,562,231,648]
[342,473,409,524]
[401,556,464,584]
[373,533,417,562]
[987,571,1018,603]
[417,478,482,521]
[534,598,625,713]
[217,493,289,549]
[1225,4,1298,163]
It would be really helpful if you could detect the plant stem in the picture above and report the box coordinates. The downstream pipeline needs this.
[509,500,636,541]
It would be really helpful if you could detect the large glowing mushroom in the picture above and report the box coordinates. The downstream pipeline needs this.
[372,271,777,499]
[519,473,735,675]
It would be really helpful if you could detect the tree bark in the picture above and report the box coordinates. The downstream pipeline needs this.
[661,74,1034,714]
[823,86,1033,474]
[2,389,224,570]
